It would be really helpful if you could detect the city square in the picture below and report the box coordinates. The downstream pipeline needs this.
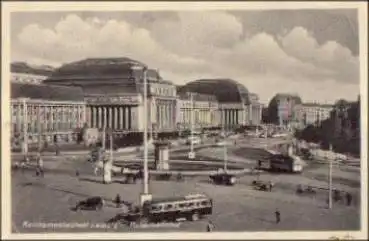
[4,4,365,238]
[11,136,361,232]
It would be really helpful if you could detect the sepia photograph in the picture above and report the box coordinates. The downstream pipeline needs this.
[1,1,367,240]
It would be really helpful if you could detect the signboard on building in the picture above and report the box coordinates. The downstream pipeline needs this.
[85,95,140,105]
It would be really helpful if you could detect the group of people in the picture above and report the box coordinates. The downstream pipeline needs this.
[15,153,44,177]
[332,190,353,206]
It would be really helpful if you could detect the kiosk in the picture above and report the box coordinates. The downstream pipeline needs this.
[154,141,171,170]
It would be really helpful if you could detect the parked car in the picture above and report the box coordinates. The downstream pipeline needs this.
[186,136,202,145]
[74,196,105,211]
[209,173,236,186]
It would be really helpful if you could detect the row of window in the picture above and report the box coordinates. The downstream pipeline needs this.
[12,122,81,133]
[150,200,211,212]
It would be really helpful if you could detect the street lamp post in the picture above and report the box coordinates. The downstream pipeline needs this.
[223,121,228,172]
[132,65,152,206]
[188,93,195,159]
[22,98,28,155]
[328,144,333,209]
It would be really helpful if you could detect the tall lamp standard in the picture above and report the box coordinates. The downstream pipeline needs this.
[22,98,29,155]
[188,92,196,159]
[328,143,333,209]
[131,64,152,206]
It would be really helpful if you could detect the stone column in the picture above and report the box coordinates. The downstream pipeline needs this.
[249,104,253,125]
[82,105,86,127]
[130,106,137,130]
[165,104,168,129]
[91,107,95,128]
[16,103,21,134]
[103,107,107,129]
[97,107,101,129]
[114,106,118,130]
[109,106,113,129]
[99,107,103,129]
[119,106,124,130]
[125,106,129,130]
[128,107,132,130]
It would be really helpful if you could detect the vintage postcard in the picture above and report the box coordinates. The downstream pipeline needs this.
[1,1,368,240]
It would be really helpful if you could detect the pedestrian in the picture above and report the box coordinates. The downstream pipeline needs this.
[115,194,121,208]
[206,220,214,232]
[275,209,281,224]
[346,192,352,206]
[269,181,274,192]
[37,153,44,177]
[76,170,80,177]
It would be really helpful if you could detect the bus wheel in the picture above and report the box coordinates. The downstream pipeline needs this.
[191,212,200,221]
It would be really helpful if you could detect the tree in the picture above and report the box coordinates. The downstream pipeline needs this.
[294,98,360,156]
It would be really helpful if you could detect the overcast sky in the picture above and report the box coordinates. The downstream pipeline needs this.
[11,10,360,104]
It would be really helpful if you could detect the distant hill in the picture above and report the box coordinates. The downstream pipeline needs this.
[11,62,55,76]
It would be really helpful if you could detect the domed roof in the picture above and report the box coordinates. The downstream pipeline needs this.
[181,79,250,104]
[44,57,173,95]
[46,57,145,81]
[11,82,84,101]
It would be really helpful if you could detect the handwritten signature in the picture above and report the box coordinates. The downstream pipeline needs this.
[329,234,355,240]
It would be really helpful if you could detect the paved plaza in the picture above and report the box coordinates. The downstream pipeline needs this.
[11,138,361,233]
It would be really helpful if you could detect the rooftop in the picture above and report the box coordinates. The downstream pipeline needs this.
[302,102,333,108]
[180,78,251,104]
[177,86,218,102]
[11,82,84,101]
[11,62,55,77]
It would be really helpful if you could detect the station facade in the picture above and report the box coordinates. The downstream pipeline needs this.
[176,90,220,131]
[44,58,178,144]
[10,57,263,148]
[11,82,85,150]
[178,79,263,129]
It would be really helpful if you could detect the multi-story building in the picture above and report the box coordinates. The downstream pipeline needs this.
[44,58,178,143]
[294,103,333,126]
[176,90,220,130]
[11,82,86,151]
[267,93,302,127]
[178,79,262,129]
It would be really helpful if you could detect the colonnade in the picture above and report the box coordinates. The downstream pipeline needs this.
[221,109,241,127]
[11,100,85,134]
[89,105,137,130]
[156,101,176,130]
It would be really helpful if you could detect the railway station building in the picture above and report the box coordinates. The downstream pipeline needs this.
[178,79,263,129]
[44,58,178,144]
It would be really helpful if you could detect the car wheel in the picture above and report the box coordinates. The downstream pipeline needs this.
[228,176,236,185]
[191,212,200,221]
[140,217,149,224]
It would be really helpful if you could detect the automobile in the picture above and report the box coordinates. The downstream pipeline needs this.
[186,136,202,145]
[215,139,227,146]
[209,173,236,186]
[252,180,271,191]
[74,196,105,211]
[272,133,288,138]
